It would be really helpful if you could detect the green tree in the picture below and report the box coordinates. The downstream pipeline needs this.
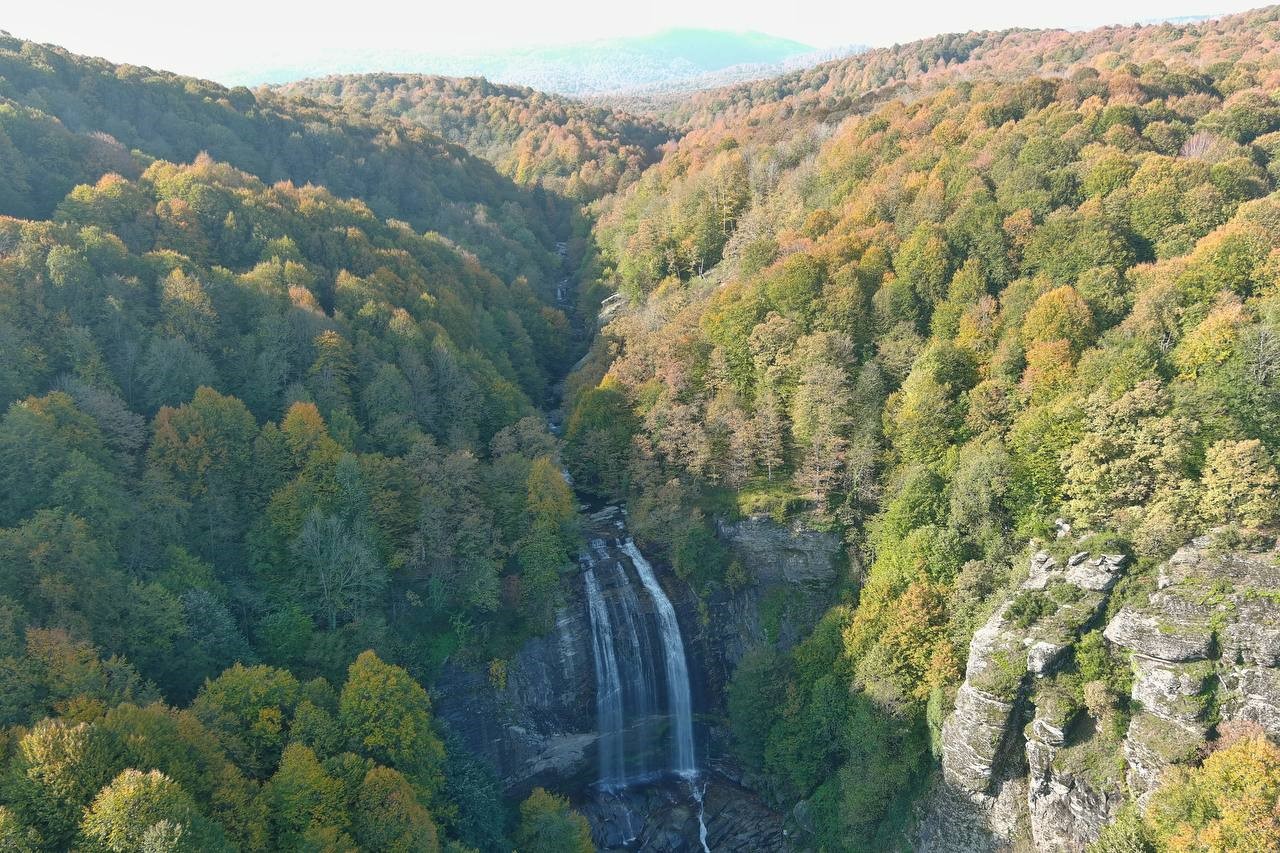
[354,766,440,853]
[1199,438,1280,528]
[896,224,953,310]
[513,788,592,853]
[100,702,264,850]
[0,391,120,529]
[292,509,385,631]
[338,651,446,799]
[727,648,786,772]
[159,269,217,347]
[563,381,637,500]
[307,330,356,421]
[0,806,39,853]
[410,445,502,615]
[80,768,232,853]
[524,456,577,551]
[1062,381,1193,529]
[1021,285,1095,354]
[148,387,258,568]
[191,664,301,779]
[9,719,118,850]
[1087,805,1154,853]
[764,253,824,324]
[262,744,351,851]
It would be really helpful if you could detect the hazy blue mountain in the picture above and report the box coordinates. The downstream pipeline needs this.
[227,28,818,93]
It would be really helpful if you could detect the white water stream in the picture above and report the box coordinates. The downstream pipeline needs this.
[582,527,710,850]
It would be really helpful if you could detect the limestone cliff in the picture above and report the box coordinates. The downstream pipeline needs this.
[1106,539,1280,804]
[919,536,1280,852]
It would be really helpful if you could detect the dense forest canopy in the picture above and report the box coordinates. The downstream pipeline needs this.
[562,4,1280,848]
[627,8,1280,133]
[1,5,1280,851]
[0,30,593,852]
[0,34,570,295]
[276,74,673,202]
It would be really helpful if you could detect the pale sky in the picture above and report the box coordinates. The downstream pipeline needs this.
[1,0,1266,84]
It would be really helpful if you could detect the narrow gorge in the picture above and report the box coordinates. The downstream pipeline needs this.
[3,8,1280,852]
[432,496,850,850]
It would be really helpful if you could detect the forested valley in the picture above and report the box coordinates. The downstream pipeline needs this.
[2,6,1280,852]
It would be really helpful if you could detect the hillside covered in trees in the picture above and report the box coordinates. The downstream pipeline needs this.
[2,5,1280,852]
[276,75,673,202]
[0,33,595,852]
[627,7,1280,133]
[0,34,571,297]
[562,4,1280,849]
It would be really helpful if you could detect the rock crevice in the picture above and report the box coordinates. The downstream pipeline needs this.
[922,536,1280,851]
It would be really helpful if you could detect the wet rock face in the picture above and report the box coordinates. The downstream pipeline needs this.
[434,597,598,794]
[582,777,784,852]
[434,508,672,795]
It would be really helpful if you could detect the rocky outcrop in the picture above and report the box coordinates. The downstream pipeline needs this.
[1105,536,1280,803]
[925,549,1128,851]
[914,777,1027,853]
[709,515,844,670]
[923,536,1280,852]
[718,516,845,587]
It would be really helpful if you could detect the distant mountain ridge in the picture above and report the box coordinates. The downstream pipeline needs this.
[590,42,867,99]
[225,28,821,94]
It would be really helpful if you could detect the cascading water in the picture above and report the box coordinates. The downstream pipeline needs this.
[623,539,709,852]
[582,533,698,787]
[620,539,696,778]
[582,516,710,851]
[607,556,663,782]
[583,566,626,788]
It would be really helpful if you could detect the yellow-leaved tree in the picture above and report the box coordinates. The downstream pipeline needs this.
[1091,727,1280,852]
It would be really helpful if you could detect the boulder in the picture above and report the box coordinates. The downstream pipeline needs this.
[1063,553,1127,592]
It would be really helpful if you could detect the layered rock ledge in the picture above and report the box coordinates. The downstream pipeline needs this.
[921,536,1280,851]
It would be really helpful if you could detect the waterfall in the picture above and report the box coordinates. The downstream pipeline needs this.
[621,538,697,778]
[691,777,711,853]
[607,556,662,782]
[583,566,626,788]
[581,527,699,790]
